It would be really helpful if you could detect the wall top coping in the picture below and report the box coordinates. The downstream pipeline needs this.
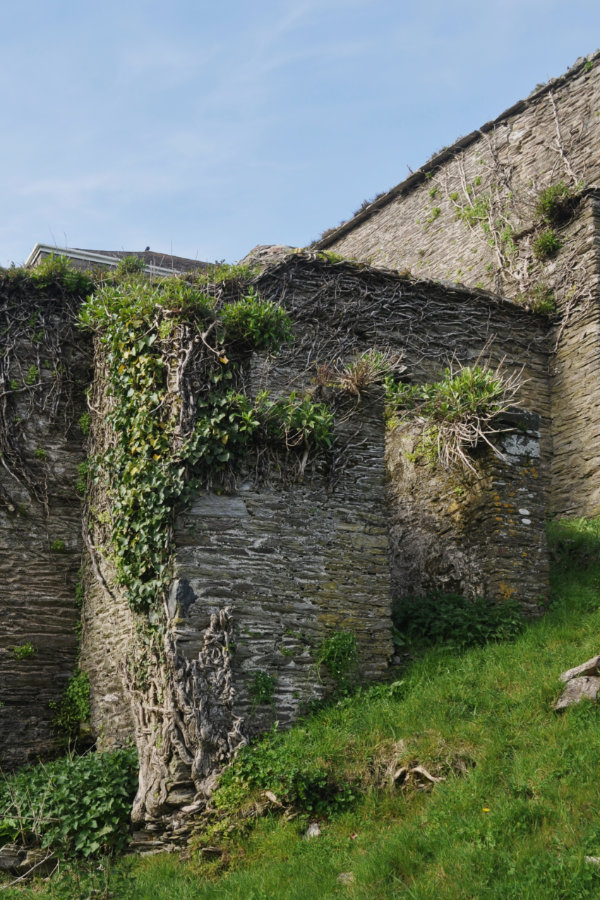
[257,252,552,330]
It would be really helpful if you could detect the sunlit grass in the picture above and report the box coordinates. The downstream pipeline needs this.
[6,518,600,898]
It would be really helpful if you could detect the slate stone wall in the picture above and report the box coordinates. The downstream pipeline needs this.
[0,258,554,768]
[170,387,391,736]
[0,290,89,769]
[255,255,551,475]
[319,54,600,299]
[256,255,550,612]
[387,412,548,616]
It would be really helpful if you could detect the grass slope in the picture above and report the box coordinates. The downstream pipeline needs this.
[7,517,600,899]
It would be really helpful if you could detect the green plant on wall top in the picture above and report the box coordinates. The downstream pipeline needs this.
[386,362,521,470]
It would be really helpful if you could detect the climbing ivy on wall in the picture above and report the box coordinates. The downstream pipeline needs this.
[79,272,333,615]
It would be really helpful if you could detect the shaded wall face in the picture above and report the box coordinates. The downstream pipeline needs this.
[549,196,600,516]
[0,296,89,769]
[256,259,551,611]
[170,390,392,736]
[387,414,548,615]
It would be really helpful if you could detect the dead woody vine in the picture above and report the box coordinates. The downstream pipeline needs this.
[79,267,341,822]
[0,257,93,515]
[426,91,590,327]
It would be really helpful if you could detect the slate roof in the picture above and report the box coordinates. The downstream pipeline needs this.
[25,243,209,275]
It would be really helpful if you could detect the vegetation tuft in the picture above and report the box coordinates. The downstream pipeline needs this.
[533,228,562,259]
[535,181,577,226]
[385,363,520,470]
[393,591,524,650]
[316,630,359,691]
[49,672,91,743]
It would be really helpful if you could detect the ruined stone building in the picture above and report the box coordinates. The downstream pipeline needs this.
[1,51,599,828]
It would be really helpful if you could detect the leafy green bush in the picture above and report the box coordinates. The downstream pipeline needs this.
[386,364,520,469]
[393,592,524,649]
[0,748,138,858]
[29,254,94,297]
[257,391,334,451]
[220,290,293,354]
[533,229,562,259]
[114,255,146,278]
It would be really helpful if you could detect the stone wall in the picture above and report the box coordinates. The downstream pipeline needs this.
[0,284,89,769]
[256,254,550,612]
[318,53,600,298]
[0,256,554,776]
[387,412,548,617]
[256,254,551,463]
[81,256,551,756]
[170,387,391,737]
[550,194,600,515]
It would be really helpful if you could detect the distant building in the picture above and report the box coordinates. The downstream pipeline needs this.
[25,243,209,277]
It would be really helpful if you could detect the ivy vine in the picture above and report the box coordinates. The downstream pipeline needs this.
[79,275,333,615]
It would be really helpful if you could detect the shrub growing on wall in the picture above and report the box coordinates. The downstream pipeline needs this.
[385,362,521,470]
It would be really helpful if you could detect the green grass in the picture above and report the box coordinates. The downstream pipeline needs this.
[6,518,600,898]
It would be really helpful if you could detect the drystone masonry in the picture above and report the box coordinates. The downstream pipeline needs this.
[170,386,391,736]
[256,255,551,613]
[388,412,547,616]
[77,254,550,796]
[0,281,90,768]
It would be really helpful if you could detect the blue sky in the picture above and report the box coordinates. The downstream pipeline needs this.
[1,0,599,267]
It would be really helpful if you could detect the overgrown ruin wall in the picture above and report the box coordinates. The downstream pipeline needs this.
[170,388,391,737]
[256,255,551,611]
[319,52,600,517]
[0,281,89,768]
[80,256,551,773]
